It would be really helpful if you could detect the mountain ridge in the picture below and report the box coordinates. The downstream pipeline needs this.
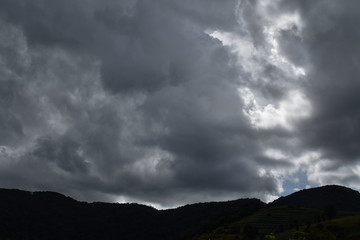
[0,188,264,240]
[2,184,359,210]
[0,185,359,239]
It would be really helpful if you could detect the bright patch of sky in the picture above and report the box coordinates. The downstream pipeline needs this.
[239,88,311,130]
[208,10,310,131]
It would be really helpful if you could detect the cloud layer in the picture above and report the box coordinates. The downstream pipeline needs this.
[0,0,359,208]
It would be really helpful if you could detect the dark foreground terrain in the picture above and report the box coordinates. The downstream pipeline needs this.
[0,185,359,240]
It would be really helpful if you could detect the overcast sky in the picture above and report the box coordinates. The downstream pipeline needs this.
[0,0,360,208]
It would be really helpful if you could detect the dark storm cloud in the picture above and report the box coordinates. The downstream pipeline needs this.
[2,0,360,207]
[273,0,360,162]
[33,136,89,173]
[140,81,278,194]
[0,0,241,93]
[0,0,286,207]
[256,0,360,189]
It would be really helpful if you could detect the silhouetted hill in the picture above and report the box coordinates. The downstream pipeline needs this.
[0,188,263,240]
[1,185,360,240]
[163,198,265,239]
[271,185,360,211]
[0,189,160,240]
[194,186,360,240]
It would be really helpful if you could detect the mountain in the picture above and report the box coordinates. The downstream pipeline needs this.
[163,198,265,239]
[0,185,360,240]
[194,185,360,240]
[271,185,360,211]
[0,189,160,240]
[0,189,263,240]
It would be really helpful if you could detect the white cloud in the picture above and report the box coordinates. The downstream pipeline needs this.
[264,14,307,79]
[264,148,287,160]
[239,88,311,130]
[307,159,360,191]
[209,7,311,133]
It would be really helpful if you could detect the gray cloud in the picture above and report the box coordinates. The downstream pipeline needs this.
[275,1,360,159]
[0,0,359,208]
[264,0,360,189]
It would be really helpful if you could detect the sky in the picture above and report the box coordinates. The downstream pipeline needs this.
[0,0,360,209]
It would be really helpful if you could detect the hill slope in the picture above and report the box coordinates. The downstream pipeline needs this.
[0,189,263,240]
[0,185,360,239]
[194,185,360,240]
[271,185,360,211]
